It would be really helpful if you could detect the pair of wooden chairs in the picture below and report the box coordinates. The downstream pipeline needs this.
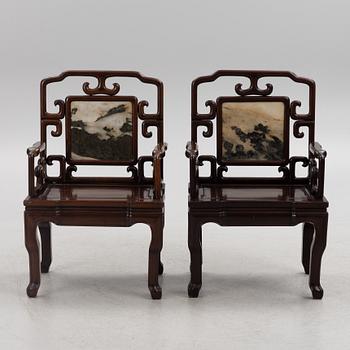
[24,70,328,300]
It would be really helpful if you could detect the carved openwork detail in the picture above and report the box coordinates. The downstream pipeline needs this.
[235,76,273,96]
[40,71,163,182]
[138,98,163,140]
[46,155,66,182]
[189,70,317,187]
[278,157,309,181]
[45,155,155,185]
[198,155,217,179]
[290,100,315,139]
[191,70,315,147]
[82,77,120,96]
[195,155,309,183]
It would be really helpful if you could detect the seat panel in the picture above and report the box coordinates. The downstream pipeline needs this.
[190,184,328,209]
[24,184,163,208]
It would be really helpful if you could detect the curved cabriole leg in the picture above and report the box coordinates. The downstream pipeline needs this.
[38,222,52,273]
[148,217,163,299]
[309,215,328,300]
[302,222,314,274]
[24,213,40,297]
[188,215,202,298]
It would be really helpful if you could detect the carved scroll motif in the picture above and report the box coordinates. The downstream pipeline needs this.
[138,100,163,140]
[290,100,315,139]
[40,99,65,142]
[46,155,66,182]
[235,76,273,96]
[39,71,164,183]
[191,100,217,140]
[82,77,120,96]
[278,157,309,181]
[137,156,154,183]
[198,156,217,180]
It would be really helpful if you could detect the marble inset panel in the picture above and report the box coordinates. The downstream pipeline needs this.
[68,100,135,163]
[220,101,287,163]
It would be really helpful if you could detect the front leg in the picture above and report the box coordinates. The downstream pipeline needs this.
[309,215,328,299]
[148,216,163,299]
[302,222,314,274]
[188,214,202,298]
[24,212,41,297]
[38,222,52,273]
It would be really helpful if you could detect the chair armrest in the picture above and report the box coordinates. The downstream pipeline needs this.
[185,141,199,199]
[152,143,167,199]
[310,142,327,160]
[152,143,167,160]
[27,142,46,197]
[309,142,327,199]
[27,141,46,157]
[185,141,199,159]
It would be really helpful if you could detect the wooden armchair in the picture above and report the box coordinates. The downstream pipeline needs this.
[186,70,328,299]
[24,71,167,299]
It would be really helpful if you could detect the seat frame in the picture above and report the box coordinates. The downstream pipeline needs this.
[186,70,328,299]
[24,71,167,299]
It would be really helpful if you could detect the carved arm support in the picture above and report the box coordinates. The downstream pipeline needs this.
[309,142,327,199]
[152,143,167,199]
[185,141,199,200]
[27,141,46,197]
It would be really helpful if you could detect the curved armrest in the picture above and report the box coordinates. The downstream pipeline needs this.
[27,141,46,157]
[310,142,327,160]
[27,142,46,197]
[152,143,167,199]
[185,141,199,159]
[152,143,168,160]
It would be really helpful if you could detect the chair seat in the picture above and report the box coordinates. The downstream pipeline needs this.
[189,184,328,209]
[24,184,164,209]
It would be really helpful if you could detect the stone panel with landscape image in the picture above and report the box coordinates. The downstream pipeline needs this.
[69,100,134,162]
[221,101,286,162]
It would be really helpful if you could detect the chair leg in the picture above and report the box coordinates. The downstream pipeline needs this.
[148,217,163,299]
[158,216,164,275]
[309,215,328,299]
[158,255,164,275]
[302,222,314,274]
[39,222,52,273]
[188,215,202,298]
[24,213,40,298]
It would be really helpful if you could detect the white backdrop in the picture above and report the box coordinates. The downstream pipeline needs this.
[0,1,349,349]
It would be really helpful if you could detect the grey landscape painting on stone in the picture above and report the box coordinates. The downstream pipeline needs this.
[70,100,134,162]
[221,101,285,162]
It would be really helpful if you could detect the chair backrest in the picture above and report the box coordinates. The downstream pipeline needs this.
[191,70,316,184]
[40,70,163,184]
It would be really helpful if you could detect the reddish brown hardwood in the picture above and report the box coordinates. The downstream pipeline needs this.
[24,71,166,299]
[187,70,329,299]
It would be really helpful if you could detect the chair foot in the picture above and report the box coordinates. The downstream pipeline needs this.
[188,283,201,298]
[41,263,50,273]
[158,261,164,275]
[310,285,324,300]
[149,285,162,299]
[26,282,40,298]
[303,264,309,275]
